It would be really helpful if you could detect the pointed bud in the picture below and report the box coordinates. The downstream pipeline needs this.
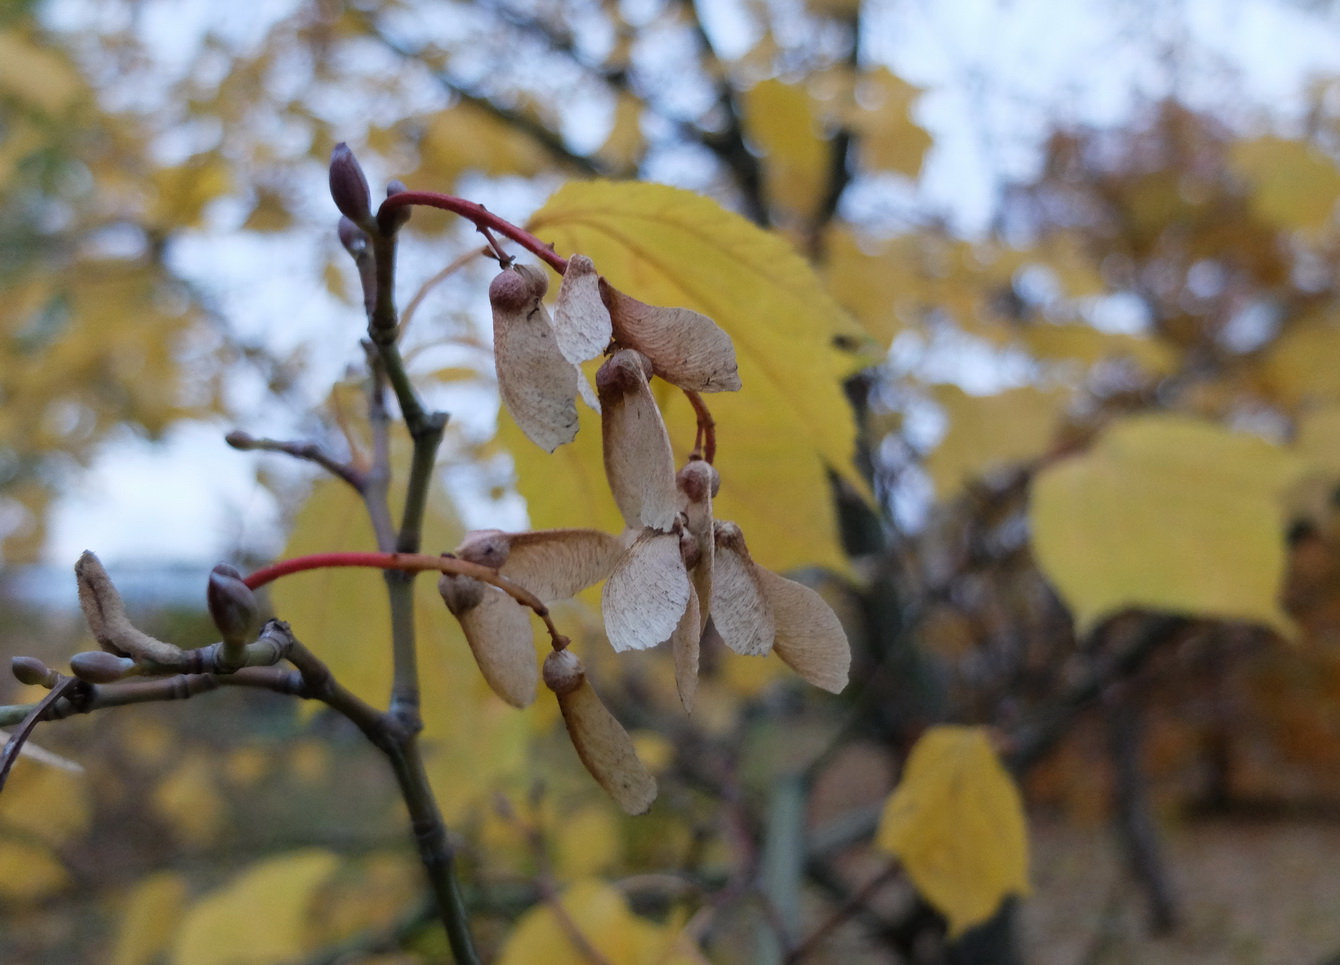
[600,280,740,392]
[377,180,412,234]
[597,350,678,532]
[709,521,775,656]
[552,254,612,365]
[756,568,850,694]
[337,215,368,257]
[441,574,537,707]
[545,650,658,814]
[11,656,54,687]
[329,143,372,224]
[208,563,260,646]
[491,265,579,452]
[602,529,691,652]
[225,430,256,450]
[69,651,136,684]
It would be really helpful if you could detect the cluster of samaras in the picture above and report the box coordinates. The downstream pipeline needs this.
[438,255,850,813]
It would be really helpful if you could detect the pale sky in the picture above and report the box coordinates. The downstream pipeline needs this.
[37,0,1340,569]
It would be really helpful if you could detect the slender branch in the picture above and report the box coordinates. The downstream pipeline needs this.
[386,740,481,965]
[362,347,398,552]
[379,192,568,275]
[225,431,365,491]
[0,677,80,790]
[397,412,450,554]
[786,864,899,964]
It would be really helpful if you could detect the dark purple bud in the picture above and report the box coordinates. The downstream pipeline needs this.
[69,651,135,684]
[11,656,53,687]
[329,143,372,223]
[377,180,413,234]
[337,215,368,257]
[208,563,259,645]
[225,430,256,450]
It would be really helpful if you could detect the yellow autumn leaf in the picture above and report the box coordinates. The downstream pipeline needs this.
[925,385,1067,500]
[0,756,90,843]
[742,78,830,220]
[845,68,932,179]
[875,725,1029,937]
[496,879,708,965]
[0,31,84,114]
[1262,318,1340,404]
[526,181,866,573]
[153,754,225,848]
[553,803,623,878]
[1230,136,1340,235]
[0,839,69,901]
[599,92,644,171]
[112,871,190,965]
[171,850,340,965]
[1295,403,1340,477]
[149,153,233,229]
[1030,414,1303,637]
[1021,323,1177,375]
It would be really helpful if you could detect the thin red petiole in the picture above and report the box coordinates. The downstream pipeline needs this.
[245,552,570,649]
[378,192,567,275]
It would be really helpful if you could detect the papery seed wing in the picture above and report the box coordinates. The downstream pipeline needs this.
[491,265,579,452]
[756,568,850,694]
[552,254,612,365]
[672,583,701,713]
[557,676,658,815]
[602,529,691,652]
[500,529,625,603]
[439,574,538,708]
[597,350,678,532]
[601,280,741,392]
[709,522,775,656]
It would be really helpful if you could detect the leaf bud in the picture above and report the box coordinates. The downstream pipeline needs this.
[438,572,486,615]
[377,180,412,234]
[224,430,256,450]
[69,651,136,684]
[208,563,260,646]
[11,656,54,687]
[337,215,368,256]
[543,648,585,696]
[328,143,372,224]
[456,530,511,569]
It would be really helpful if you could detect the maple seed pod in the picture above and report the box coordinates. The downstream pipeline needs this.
[547,650,658,814]
[208,563,260,646]
[552,254,613,365]
[438,572,486,615]
[499,529,625,603]
[602,529,691,652]
[756,568,850,694]
[491,264,579,452]
[337,215,368,257]
[328,143,372,224]
[709,521,776,656]
[600,279,741,392]
[446,576,538,707]
[455,530,511,569]
[69,651,135,684]
[543,648,585,696]
[377,179,412,234]
[11,656,53,687]
[597,349,679,532]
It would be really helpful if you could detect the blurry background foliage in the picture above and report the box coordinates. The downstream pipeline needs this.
[4,0,1340,963]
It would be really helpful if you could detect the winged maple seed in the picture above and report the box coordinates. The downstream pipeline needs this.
[440,528,625,707]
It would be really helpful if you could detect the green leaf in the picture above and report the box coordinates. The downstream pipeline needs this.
[525,181,865,573]
[875,726,1029,937]
[1030,414,1302,637]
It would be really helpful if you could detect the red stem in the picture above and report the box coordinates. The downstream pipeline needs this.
[379,192,568,275]
[684,390,717,464]
[244,552,569,649]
